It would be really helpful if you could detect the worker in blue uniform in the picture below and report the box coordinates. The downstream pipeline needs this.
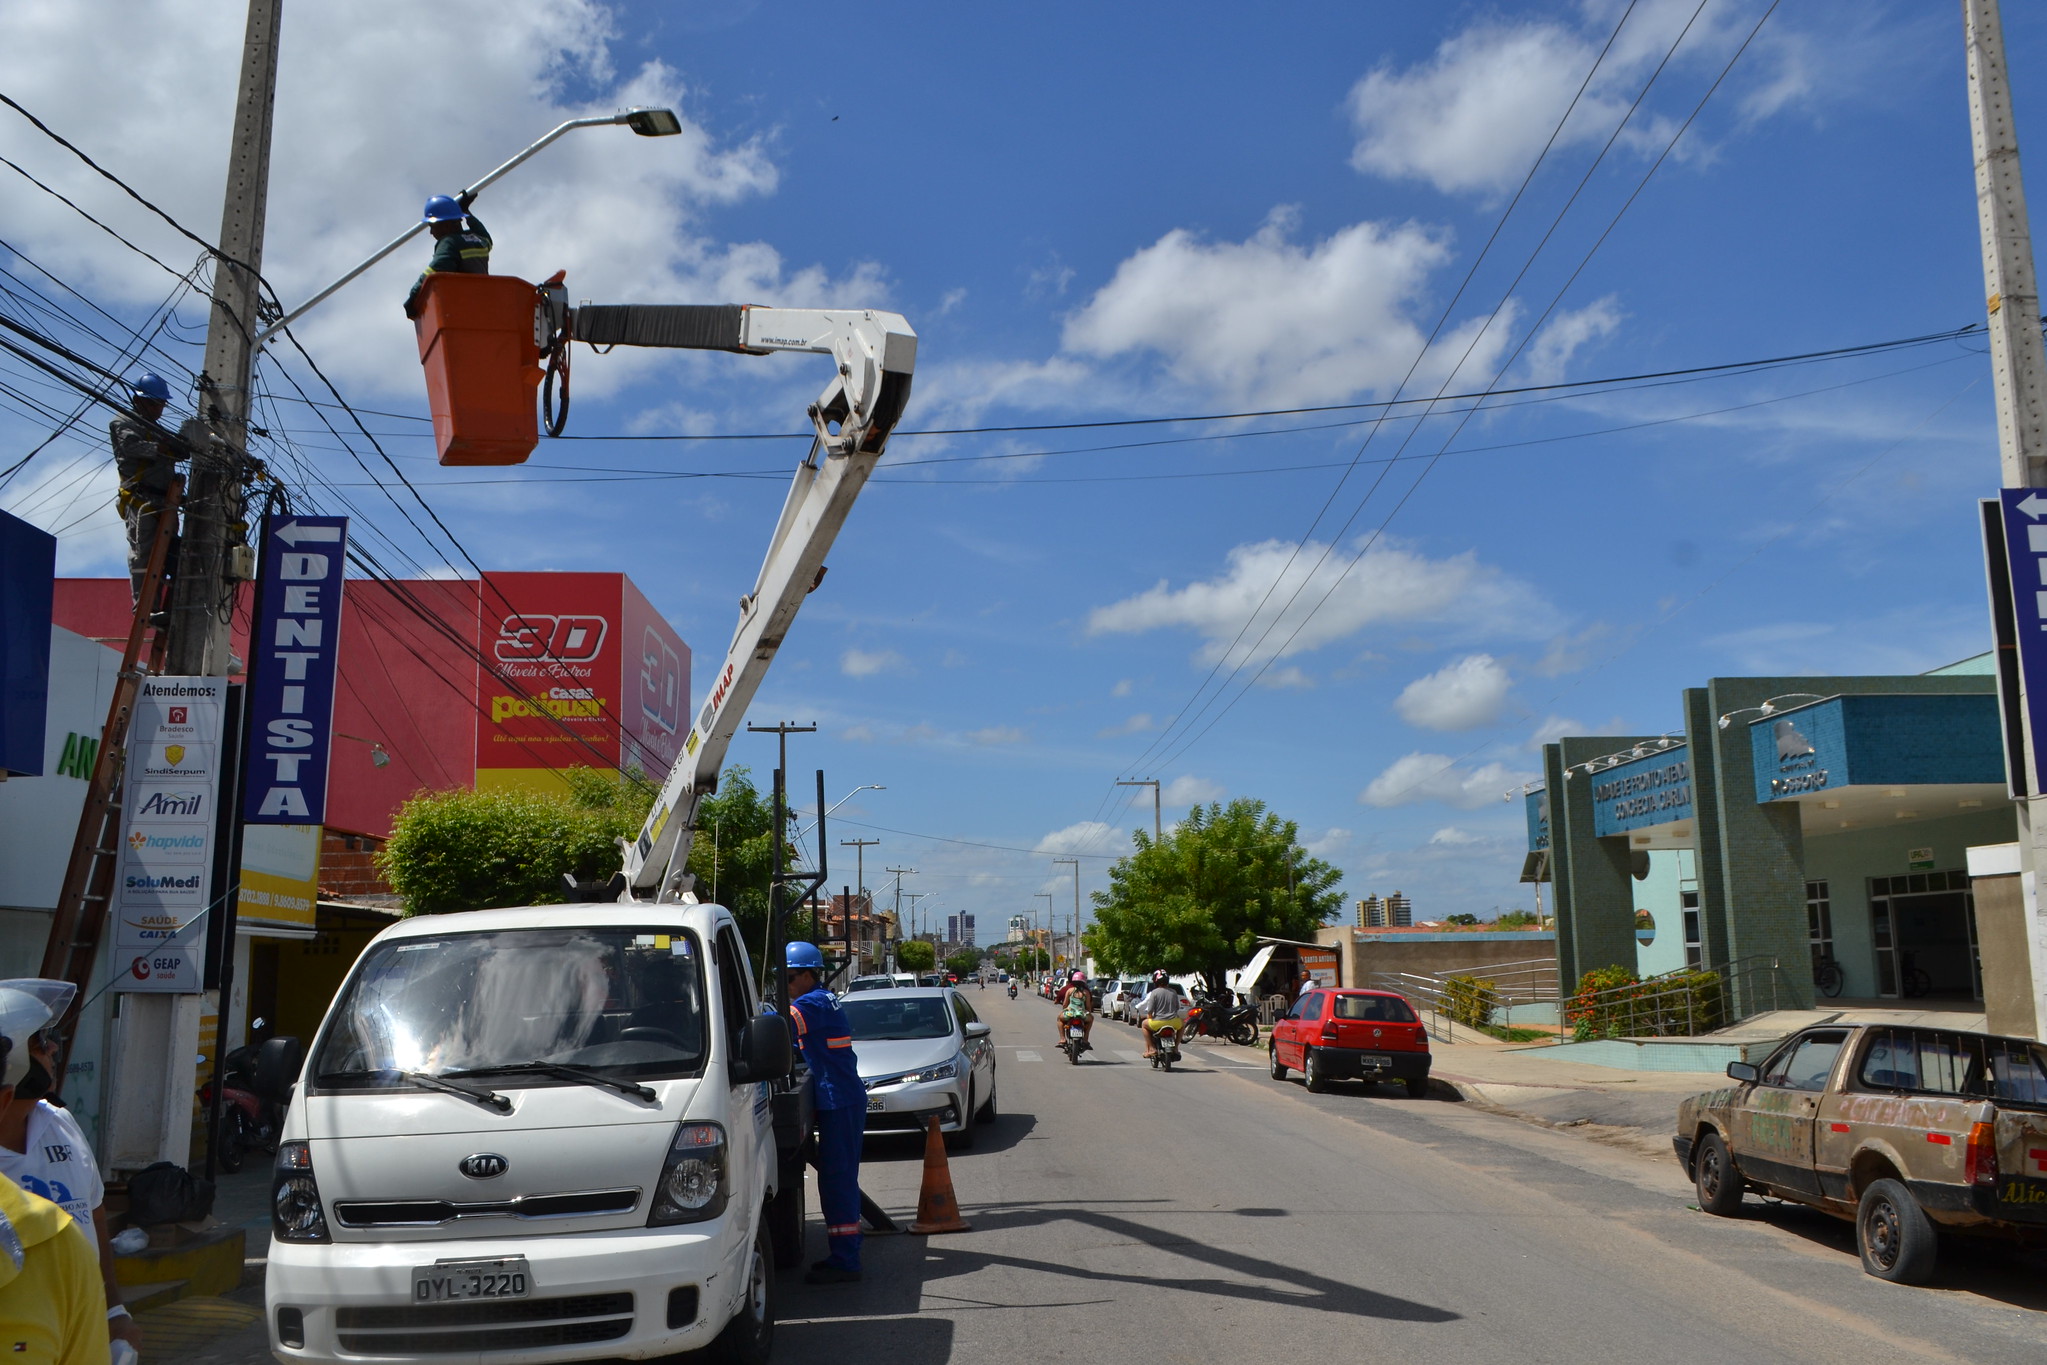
[784,941,864,1284]
[403,193,492,319]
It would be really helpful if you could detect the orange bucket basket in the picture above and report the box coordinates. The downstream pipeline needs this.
[413,274,543,465]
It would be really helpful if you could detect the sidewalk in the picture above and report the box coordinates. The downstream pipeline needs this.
[1427,1032,1715,1150]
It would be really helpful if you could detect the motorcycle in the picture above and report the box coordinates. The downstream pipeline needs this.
[1149,1021,1182,1071]
[206,1026,293,1173]
[1008,983,1019,1000]
[1062,1021,1091,1065]
[1188,993,1260,1047]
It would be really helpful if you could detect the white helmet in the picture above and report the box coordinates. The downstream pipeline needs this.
[0,979,75,1089]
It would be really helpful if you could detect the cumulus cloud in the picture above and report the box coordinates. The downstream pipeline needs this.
[1256,666,1315,691]
[840,723,876,743]
[1528,715,1583,750]
[1088,538,1557,667]
[966,725,1026,746]
[840,648,909,678]
[1060,206,1513,407]
[1097,713,1153,738]
[1111,679,1135,698]
[1161,775,1224,806]
[1428,827,1482,846]
[1394,654,1512,731]
[1346,2,1809,197]
[1360,753,1534,810]
[1526,297,1622,383]
[1035,821,1121,856]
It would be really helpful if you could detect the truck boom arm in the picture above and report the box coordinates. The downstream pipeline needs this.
[615,307,916,898]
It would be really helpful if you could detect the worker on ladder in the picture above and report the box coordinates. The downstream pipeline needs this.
[110,372,182,606]
[403,193,491,319]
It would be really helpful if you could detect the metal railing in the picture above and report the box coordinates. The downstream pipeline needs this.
[1560,953,1795,1040]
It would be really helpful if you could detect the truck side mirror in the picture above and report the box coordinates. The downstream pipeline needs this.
[1725,1060,1759,1084]
[254,1035,304,1104]
[730,1013,792,1085]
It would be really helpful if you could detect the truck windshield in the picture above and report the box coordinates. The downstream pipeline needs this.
[313,927,707,1087]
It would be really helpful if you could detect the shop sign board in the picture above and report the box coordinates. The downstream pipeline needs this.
[244,515,349,824]
[1590,747,1692,836]
[238,822,321,931]
[113,676,226,991]
[1524,787,1550,851]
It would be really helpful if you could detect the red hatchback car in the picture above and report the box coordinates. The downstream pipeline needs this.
[1269,988,1432,1096]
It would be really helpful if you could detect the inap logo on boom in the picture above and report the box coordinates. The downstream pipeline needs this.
[494,614,608,664]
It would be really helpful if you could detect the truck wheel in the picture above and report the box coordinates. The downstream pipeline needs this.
[702,1218,774,1364]
[767,1157,805,1270]
[1268,1044,1286,1081]
[1304,1048,1328,1093]
[1858,1178,1938,1284]
[1694,1131,1745,1216]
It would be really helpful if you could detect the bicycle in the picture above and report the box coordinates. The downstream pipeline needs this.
[1812,953,1845,999]
[1900,952,1932,999]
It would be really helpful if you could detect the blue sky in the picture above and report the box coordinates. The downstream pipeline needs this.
[2,0,2040,936]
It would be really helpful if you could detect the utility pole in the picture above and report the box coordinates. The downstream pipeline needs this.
[1036,892,1053,975]
[1118,779,1162,843]
[1966,0,2047,1040]
[887,866,916,969]
[906,891,928,945]
[841,838,877,970]
[170,0,281,676]
[1054,856,1080,970]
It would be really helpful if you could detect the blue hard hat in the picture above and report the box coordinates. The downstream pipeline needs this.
[130,372,171,403]
[422,194,464,224]
[783,941,826,972]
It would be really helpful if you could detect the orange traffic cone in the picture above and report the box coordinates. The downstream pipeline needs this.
[907,1114,972,1234]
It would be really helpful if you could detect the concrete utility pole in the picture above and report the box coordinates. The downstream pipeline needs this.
[841,838,877,969]
[1966,0,2047,1040]
[171,0,282,676]
[1118,779,1162,843]
[886,866,915,966]
[1054,856,1080,968]
[1035,892,1053,973]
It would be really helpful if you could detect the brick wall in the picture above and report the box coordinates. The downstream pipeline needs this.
[321,829,391,899]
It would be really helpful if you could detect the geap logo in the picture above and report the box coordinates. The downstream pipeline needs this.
[640,628,683,736]
[494,614,609,664]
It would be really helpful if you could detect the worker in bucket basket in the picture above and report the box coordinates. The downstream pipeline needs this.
[784,941,864,1284]
[403,192,492,319]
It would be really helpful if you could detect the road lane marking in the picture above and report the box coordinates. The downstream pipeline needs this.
[1115,1049,1144,1062]
[1015,1050,1042,1062]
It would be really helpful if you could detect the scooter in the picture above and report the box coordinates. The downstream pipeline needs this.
[1149,1022,1182,1071]
[1008,983,1019,1000]
[207,1025,294,1173]
[1062,1020,1092,1065]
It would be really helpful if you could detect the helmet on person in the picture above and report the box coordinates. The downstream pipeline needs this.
[0,978,75,1089]
[422,194,465,224]
[1069,971,1086,985]
[782,941,826,973]
[1150,969,1169,986]
[130,372,171,403]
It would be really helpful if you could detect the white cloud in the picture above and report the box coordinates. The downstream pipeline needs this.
[1533,623,1610,677]
[1111,679,1135,698]
[840,724,876,743]
[1301,827,1353,859]
[1060,206,1514,407]
[1428,827,1482,847]
[1161,775,1224,806]
[1035,821,1121,856]
[1088,537,1557,667]
[1526,296,1622,384]
[1097,713,1153,738]
[965,725,1026,746]
[1528,715,1583,751]
[1255,666,1315,691]
[840,647,909,678]
[1360,753,1534,810]
[1394,654,1511,731]
[937,287,968,315]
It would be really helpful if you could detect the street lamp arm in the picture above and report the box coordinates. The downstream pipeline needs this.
[252,109,676,350]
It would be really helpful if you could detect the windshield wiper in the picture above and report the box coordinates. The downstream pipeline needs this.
[449,1061,657,1102]
[400,1070,513,1112]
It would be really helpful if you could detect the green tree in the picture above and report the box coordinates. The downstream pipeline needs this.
[897,940,937,973]
[1495,909,1541,929]
[1084,797,1342,996]
[944,950,983,978]
[380,767,652,915]
[1446,912,1480,926]
[680,767,805,951]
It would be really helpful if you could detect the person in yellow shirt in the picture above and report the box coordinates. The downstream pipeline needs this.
[0,1170,108,1365]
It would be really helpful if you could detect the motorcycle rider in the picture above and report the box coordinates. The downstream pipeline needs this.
[1053,970,1094,1051]
[1135,970,1186,1059]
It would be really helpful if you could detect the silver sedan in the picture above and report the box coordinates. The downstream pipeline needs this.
[842,987,998,1149]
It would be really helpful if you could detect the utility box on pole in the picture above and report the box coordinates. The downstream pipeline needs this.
[1966,0,2047,1041]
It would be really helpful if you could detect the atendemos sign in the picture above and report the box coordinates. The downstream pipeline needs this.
[113,676,226,992]
[243,515,348,824]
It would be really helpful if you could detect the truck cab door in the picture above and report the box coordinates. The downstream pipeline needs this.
[714,927,771,1213]
[1735,1030,1848,1198]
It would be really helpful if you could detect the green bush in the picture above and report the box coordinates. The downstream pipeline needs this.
[1439,974,1498,1028]
[1566,964,1725,1040]
[897,941,937,973]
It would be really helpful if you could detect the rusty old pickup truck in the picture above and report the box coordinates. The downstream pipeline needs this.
[1673,1022,2047,1283]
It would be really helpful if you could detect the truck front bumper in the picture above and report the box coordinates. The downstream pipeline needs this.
[266,1216,743,1363]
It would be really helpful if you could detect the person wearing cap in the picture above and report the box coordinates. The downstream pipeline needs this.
[403,192,492,319]
[0,982,136,1362]
[0,980,110,1365]
[782,941,863,1284]
[110,374,183,605]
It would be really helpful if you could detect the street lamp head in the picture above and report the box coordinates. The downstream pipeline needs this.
[621,107,683,137]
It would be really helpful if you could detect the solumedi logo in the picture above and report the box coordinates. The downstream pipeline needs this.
[124,871,203,892]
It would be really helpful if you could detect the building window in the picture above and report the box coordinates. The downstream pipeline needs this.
[1806,880,1834,970]
[1681,889,1702,970]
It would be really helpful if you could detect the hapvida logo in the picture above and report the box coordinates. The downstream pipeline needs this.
[127,830,207,852]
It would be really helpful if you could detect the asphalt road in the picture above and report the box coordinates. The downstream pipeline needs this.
[171,988,2047,1364]
[775,989,2047,1365]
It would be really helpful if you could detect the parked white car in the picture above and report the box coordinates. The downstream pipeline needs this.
[841,988,997,1150]
[1105,980,1146,1020]
[844,974,896,994]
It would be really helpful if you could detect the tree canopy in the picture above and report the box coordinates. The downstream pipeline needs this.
[944,950,983,978]
[1083,797,1343,995]
[896,940,937,973]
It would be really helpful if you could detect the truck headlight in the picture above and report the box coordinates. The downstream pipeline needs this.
[648,1122,728,1226]
[272,1142,330,1244]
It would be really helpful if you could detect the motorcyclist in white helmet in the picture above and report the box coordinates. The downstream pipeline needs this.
[0,977,112,1365]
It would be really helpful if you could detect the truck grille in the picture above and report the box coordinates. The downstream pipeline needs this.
[335,1293,633,1354]
[332,1187,639,1228]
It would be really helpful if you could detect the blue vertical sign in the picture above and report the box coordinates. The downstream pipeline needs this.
[243,515,348,823]
[1997,490,2047,793]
